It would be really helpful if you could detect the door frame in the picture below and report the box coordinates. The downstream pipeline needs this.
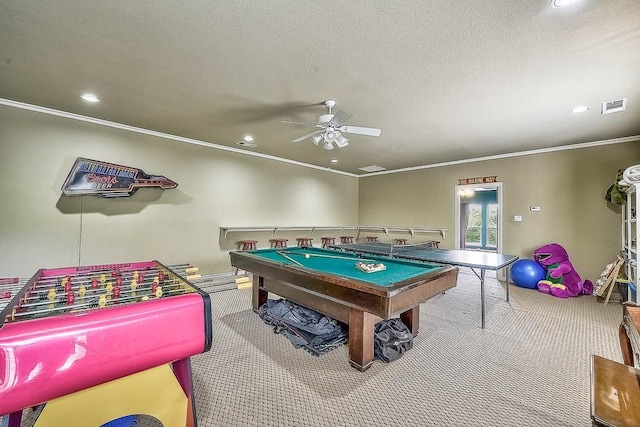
[454,181,503,255]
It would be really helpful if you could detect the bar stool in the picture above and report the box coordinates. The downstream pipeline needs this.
[393,238,408,245]
[269,238,288,248]
[320,237,336,248]
[238,240,258,250]
[296,237,313,248]
[428,241,440,248]
[366,236,378,242]
[340,236,354,244]
[235,240,258,274]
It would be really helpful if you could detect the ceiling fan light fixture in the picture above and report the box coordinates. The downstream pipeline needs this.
[335,133,349,148]
[323,141,334,150]
[311,134,322,145]
[324,129,337,143]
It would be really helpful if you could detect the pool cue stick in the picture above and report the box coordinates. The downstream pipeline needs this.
[276,251,303,266]
[281,251,377,263]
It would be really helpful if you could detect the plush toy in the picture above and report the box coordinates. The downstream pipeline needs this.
[533,243,593,298]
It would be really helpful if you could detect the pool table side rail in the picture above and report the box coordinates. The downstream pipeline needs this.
[229,249,454,296]
[230,250,458,320]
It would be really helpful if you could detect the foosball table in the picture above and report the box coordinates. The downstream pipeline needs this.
[0,260,212,427]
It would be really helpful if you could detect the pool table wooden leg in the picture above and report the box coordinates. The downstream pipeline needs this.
[348,308,376,371]
[400,305,420,337]
[252,275,268,312]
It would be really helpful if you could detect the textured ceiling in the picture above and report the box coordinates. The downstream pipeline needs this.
[1,1,639,175]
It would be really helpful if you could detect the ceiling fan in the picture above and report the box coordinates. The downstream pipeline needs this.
[283,99,382,150]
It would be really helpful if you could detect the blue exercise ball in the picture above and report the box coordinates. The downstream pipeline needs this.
[510,259,546,289]
[100,416,137,427]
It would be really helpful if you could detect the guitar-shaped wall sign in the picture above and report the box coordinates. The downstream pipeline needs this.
[61,157,178,198]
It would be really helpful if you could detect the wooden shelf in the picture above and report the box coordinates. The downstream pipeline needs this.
[220,225,448,240]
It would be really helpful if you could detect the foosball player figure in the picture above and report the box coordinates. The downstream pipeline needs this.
[98,294,107,308]
[113,286,121,301]
[130,279,138,297]
[66,292,75,306]
[115,276,123,287]
[47,288,57,309]
[61,276,71,289]
[99,274,107,284]
[78,285,87,303]
[105,282,114,301]
[91,278,99,294]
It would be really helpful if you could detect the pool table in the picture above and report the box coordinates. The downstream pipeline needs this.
[229,247,458,371]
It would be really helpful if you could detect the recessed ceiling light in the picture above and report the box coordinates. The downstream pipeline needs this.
[81,93,100,103]
[359,165,387,172]
[552,0,579,8]
[571,105,590,113]
[236,140,258,148]
[330,159,338,163]
[243,135,254,142]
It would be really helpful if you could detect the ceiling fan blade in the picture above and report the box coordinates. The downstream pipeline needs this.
[282,120,318,126]
[330,109,353,127]
[338,125,382,137]
[292,130,323,143]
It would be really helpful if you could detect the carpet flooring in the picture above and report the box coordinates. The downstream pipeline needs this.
[18,268,622,426]
[188,268,621,427]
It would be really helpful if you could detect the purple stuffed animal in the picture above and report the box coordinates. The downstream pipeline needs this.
[533,243,593,298]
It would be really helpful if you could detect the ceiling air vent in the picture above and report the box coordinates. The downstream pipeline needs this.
[602,98,627,115]
[359,165,386,172]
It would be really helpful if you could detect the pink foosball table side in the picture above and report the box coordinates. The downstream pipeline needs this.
[0,261,212,426]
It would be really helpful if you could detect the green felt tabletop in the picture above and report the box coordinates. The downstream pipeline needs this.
[247,247,441,287]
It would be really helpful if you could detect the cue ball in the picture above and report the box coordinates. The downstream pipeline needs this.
[305,254,310,259]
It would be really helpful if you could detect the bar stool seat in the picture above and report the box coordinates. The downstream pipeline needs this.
[238,240,258,250]
[296,237,313,248]
[270,238,288,248]
[428,241,440,248]
[394,238,408,245]
[366,236,378,242]
[320,237,336,248]
[340,236,354,244]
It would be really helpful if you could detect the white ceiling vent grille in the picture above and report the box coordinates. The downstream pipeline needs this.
[359,165,386,172]
[602,98,627,115]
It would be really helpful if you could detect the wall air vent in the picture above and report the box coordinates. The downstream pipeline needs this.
[359,165,386,172]
[602,98,627,115]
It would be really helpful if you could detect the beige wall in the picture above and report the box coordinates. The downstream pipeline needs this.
[359,141,640,282]
[1,103,638,283]
[0,106,359,277]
